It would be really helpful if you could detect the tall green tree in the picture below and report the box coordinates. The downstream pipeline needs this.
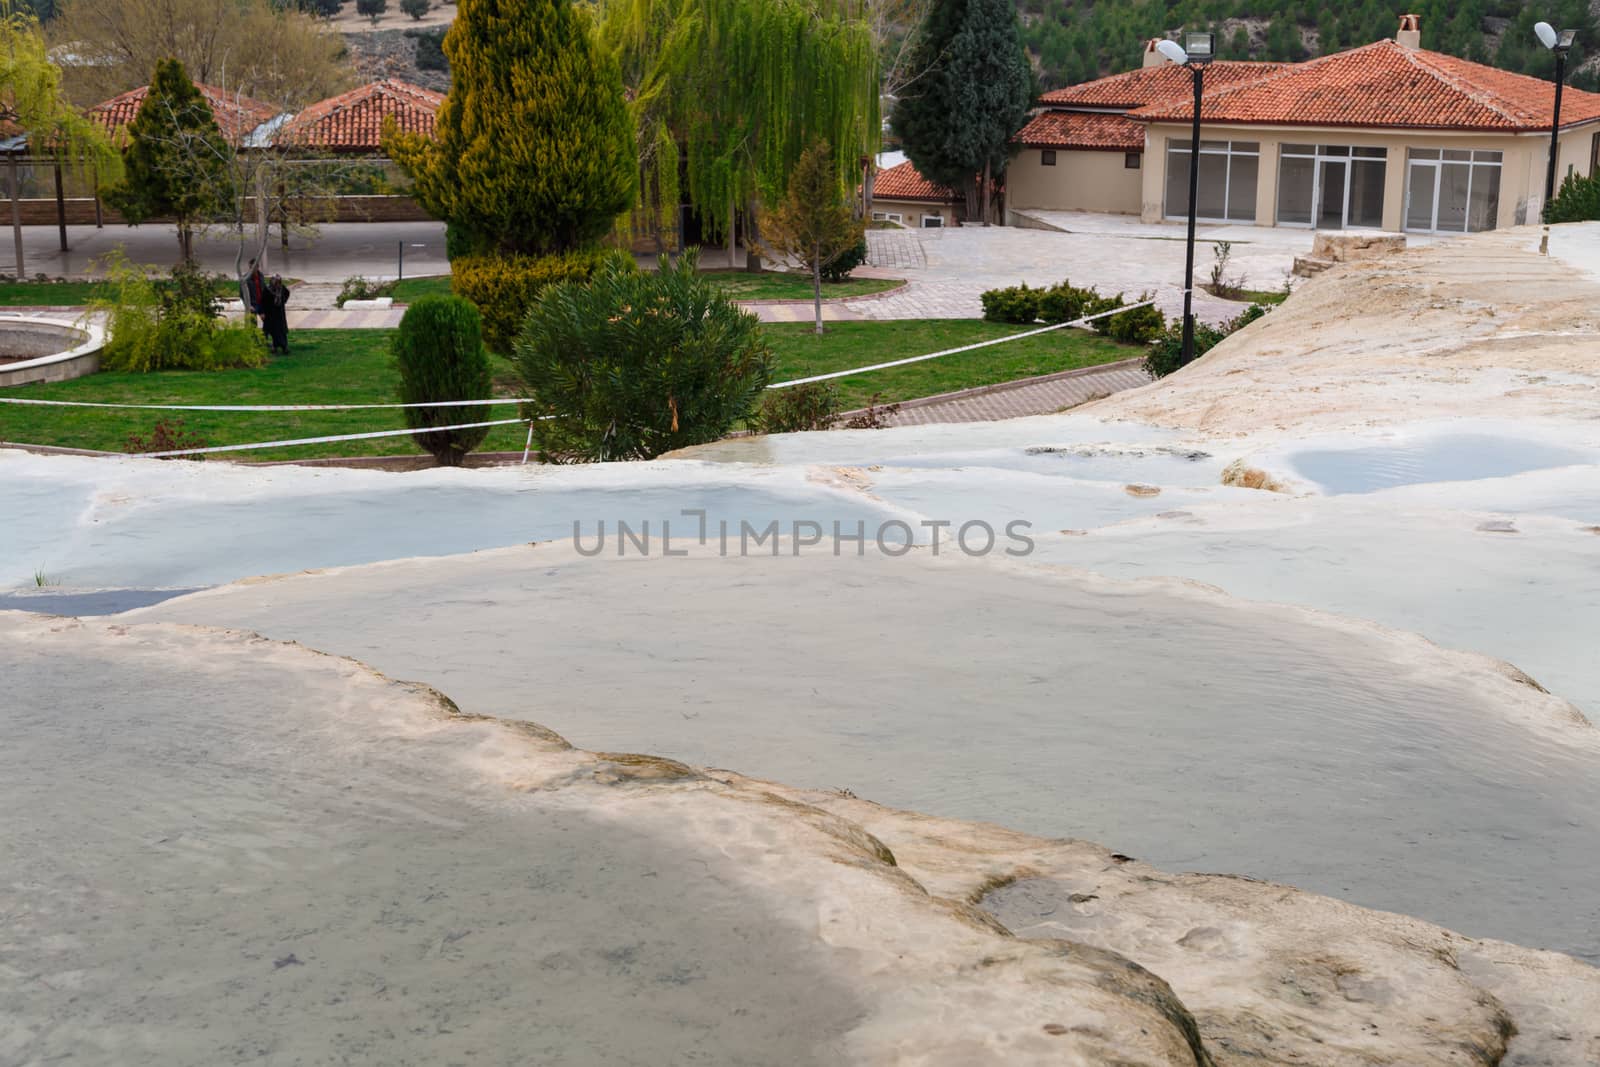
[759,140,864,334]
[102,59,229,263]
[892,0,1031,221]
[0,2,120,274]
[388,0,637,255]
[599,0,878,265]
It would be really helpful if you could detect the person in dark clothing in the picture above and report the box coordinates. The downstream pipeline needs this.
[243,260,267,342]
[261,275,290,354]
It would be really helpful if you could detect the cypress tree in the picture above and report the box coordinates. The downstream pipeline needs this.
[892,0,1032,222]
[103,59,229,264]
[388,0,637,255]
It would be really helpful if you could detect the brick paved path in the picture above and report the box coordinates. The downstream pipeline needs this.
[841,358,1152,427]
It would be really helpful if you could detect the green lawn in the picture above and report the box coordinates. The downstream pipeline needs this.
[391,271,903,305]
[0,279,261,306]
[0,330,528,461]
[0,320,1138,460]
[0,281,120,306]
[764,319,1137,410]
[390,276,454,303]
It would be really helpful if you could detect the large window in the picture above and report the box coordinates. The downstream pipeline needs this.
[1404,149,1502,233]
[1165,140,1259,222]
[1276,145,1386,229]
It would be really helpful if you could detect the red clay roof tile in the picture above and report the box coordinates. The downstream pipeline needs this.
[872,160,960,202]
[86,83,279,144]
[1129,40,1600,131]
[1039,61,1288,110]
[275,80,445,151]
[1014,111,1143,151]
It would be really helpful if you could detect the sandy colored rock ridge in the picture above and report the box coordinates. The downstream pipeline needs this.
[5,610,1598,1066]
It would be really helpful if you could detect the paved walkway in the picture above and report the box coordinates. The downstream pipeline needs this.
[844,358,1152,427]
[855,223,1305,324]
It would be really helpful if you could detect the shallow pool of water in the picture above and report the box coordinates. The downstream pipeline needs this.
[1290,434,1589,494]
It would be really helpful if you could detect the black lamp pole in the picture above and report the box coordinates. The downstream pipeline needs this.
[1179,61,1203,366]
[1544,48,1567,217]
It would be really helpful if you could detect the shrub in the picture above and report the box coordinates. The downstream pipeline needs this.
[821,236,868,283]
[755,381,839,434]
[1141,303,1271,379]
[980,283,1040,324]
[355,0,385,21]
[514,249,772,461]
[452,249,613,353]
[392,296,493,466]
[154,260,224,320]
[336,275,398,306]
[409,26,449,72]
[400,0,429,17]
[1083,292,1126,334]
[1037,280,1096,324]
[301,0,343,14]
[840,393,901,430]
[93,254,266,372]
[1544,171,1600,223]
[124,418,208,458]
[1106,292,1164,344]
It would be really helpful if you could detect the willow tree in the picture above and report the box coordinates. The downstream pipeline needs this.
[601,0,879,267]
[0,2,120,273]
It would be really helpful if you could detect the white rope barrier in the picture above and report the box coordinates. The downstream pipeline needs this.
[5,295,1165,458]
[765,299,1158,389]
[0,396,534,411]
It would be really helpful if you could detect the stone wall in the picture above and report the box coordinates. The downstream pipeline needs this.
[2,195,435,227]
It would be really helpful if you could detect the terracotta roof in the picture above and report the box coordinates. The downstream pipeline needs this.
[275,80,445,151]
[86,83,279,144]
[872,159,960,202]
[1014,111,1143,151]
[1130,40,1600,131]
[1039,61,1288,110]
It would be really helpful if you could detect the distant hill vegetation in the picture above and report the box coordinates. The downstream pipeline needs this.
[1016,0,1599,90]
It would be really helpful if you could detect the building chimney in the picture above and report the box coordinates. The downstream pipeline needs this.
[1396,14,1421,49]
[1143,38,1171,68]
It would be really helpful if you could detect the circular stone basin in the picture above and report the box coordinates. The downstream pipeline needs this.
[0,314,103,387]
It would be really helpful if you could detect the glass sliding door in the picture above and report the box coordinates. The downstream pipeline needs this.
[1348,150,1387,228]
[1276,144,1386,229]
[1315,158,1347,229]
[1276,147,1315,225]
[1165,140,1259,222]
[1404,149,1502,233]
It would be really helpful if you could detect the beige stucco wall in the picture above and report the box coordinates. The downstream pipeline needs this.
[1138,122,1600,231]
[871,198,959,228]
[1005,147,1143,217]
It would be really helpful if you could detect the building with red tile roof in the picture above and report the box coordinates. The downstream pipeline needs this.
[274,80,445,153]
[868,159,1002,227]
[86,83,280,145]
[1005,18,1600,234]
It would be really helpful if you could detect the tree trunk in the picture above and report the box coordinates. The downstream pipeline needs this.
[53,163,68,252]
[982,159,992,227]
[812,244,823,336]
[9,152,23,278]
[744,198,762,271]
[726,200,736,270]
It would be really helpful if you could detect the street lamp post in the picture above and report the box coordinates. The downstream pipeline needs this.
[1157,32,1214,366]
[1535,21,1577,253]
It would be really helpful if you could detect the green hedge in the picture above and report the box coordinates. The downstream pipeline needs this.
[451,249,616,353]
[392,295,492,466]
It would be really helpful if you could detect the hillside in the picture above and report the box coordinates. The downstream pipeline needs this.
[1017,0,1599,90]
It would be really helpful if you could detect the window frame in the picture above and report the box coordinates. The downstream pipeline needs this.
[1040,149,1057,166]
[1163,139,1260,223]
[920,214,944,228]
[1403,148,1503,234]
[1275,143,1388,230]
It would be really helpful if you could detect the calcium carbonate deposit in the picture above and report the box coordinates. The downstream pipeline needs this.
[5,224,1600,1065]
